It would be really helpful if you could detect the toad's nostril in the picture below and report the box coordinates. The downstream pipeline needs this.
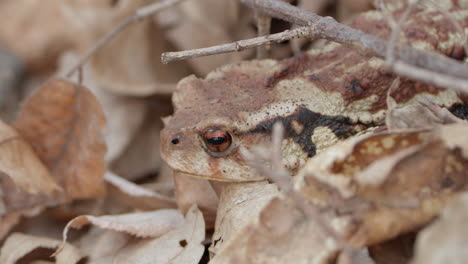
[171,136,180,145]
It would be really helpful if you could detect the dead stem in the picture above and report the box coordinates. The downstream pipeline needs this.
[240,0,468,80]
[64,0,187,78]
[255,12,272,59]
[161,26,313,63]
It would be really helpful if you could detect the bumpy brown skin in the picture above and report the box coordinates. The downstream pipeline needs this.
[161,5,468,182]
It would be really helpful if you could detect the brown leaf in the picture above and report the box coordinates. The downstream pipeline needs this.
[0,233,84,264]
[62,209,184,240]
[295,123,468,246]
[411,193,468,264]
[14,78,106,200]
[113,205,205,264]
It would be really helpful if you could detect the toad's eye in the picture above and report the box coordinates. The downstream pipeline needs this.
[203,129,232,152]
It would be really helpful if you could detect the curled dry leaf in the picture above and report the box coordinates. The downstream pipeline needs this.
[14,78,106,200]
[0,233,83,264]
[210,181,279,256]
[294,123,468,246]
[211,197,340,264]
[411,193,468,264]
[62,209,184,241]
[105,171,177,210]
[113,205,205,264]
[76,228,131,264]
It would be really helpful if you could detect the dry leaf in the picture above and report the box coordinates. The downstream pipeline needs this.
[0,120,60,198]
[173,171,219,228]
[0,0,82,72]
[411,193,468,264]
[62,209,184,240]
[0,120,63,238]
[210,181,279,256]
[14,78,106,200]
[57,52,148,164]
[0,47,24,122]
[110,97,172,180]
[61,0,191,96]
[113,205,205,264]
[211,197,340,264]
[76,228,131,264]
[386,97,465,130]
[105,171,177,210]
[158,0,255,75]
[294,123,468,246]
[0,233,83,264]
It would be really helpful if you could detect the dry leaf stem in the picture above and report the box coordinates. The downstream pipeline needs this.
[64,0,188,78]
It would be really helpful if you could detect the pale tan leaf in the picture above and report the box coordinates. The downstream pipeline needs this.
[0,120,60,196]
[14,78,106,200]
[0,0,82,72]
[173,171,219,228]
[113,205,205,264]
[159,0,255,75]
[0,233,83,264]
[62,209,184,242]
[211,197,340,264]
[109,98,172,179]
[61,0,191,96]
[210,181,279,255]
[411,193,468,264]
[105,171,177,210]
[76,228,131,264]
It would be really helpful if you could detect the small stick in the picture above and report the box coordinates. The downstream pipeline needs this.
[64,0,187,78]
[240,0,468,80]
[161,26,313,63]
[390,61,468,94]
[256,11,272,59]
[378,0,421,64]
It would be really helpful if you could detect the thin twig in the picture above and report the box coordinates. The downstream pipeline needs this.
[378,0,421,64]
[256,11,272,59]
[64,0,187,78]
[240,0,468,80]
[161,26,313,63]
[391,61,468,93]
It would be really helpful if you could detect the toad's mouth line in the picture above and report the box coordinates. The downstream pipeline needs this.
[173,169,265,182]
